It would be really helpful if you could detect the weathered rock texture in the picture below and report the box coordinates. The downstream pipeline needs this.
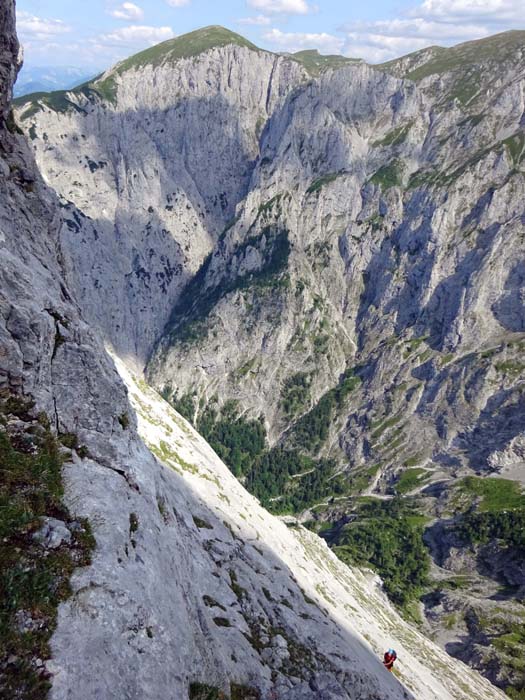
[16,32,307,366]
[2,8,510,700]
[0,0,19,122]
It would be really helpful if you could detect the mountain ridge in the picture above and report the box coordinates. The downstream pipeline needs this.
[379,29,525,79]
[14,26,525,115]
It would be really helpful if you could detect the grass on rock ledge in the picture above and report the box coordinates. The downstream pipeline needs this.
[189,681,260,700]
[0,393,94,699]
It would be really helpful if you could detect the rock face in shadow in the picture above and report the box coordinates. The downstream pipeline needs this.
[0,0,18,121]
[15,40,306,365]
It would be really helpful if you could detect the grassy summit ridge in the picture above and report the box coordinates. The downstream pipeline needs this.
[13,26,264,114]
[111,25,262,73]
[379,30,525,81]
[377,30,525,107]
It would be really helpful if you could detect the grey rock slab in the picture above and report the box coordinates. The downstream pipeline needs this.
[33,517,72,549]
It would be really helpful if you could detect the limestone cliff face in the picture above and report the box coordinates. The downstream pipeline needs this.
[3,9,509,699]
[16,35,306,365]
[15,27,525,473]
[146,33,525,481]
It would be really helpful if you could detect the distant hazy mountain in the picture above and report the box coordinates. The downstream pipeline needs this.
[13,65,97,97]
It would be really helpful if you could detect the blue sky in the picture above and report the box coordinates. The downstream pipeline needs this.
[16,0,524,70]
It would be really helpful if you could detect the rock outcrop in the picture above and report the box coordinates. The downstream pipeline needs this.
[0,0,19,122]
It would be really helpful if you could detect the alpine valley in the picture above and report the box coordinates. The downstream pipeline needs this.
[3,2,525,697]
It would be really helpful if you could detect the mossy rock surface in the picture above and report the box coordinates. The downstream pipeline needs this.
[189,683,226,700]
[0,393,94,699]
[188,682,260,700]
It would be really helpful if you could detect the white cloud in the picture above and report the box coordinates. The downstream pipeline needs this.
[110,3,144,21]
[16,11,71,39]
[341,33,440,63]
[16,13,173,68]
[166,0,191,7]
[341,18,488,44]
[248,0,312,15]
[99,25,175,45]
[338,0,524,63]
[417,0,523,23]
[237,15,272,26]
[263,28,343,54]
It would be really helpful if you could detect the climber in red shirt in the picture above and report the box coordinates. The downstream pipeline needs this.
[383,648,397,671]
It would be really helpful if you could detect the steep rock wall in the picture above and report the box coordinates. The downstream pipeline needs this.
[17,45,306,365]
